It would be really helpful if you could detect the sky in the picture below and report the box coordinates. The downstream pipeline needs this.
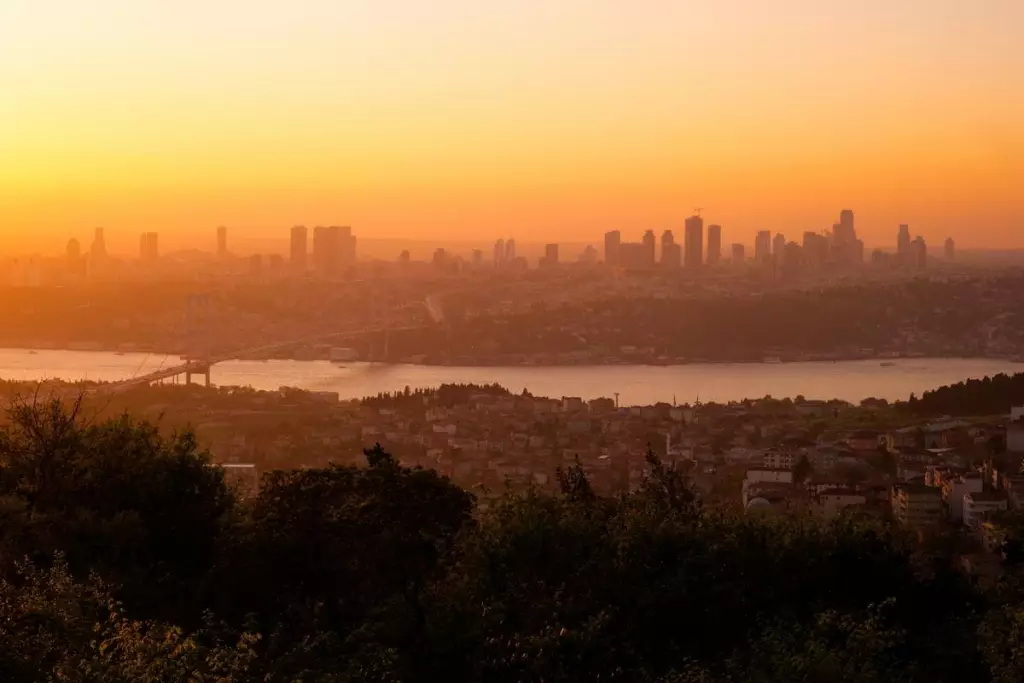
[1,0,1022,254]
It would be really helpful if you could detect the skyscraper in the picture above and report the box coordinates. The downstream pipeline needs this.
[642,230,656,267]
[505,238,516,263]
[332,226,355,265]
[944,237,956,261]
[731,243,746,264]
[706,225,722,265]
[838,209,855,244]
[139,232,159,264]
[90,228,106,258]
[754,231,771,263]
[494,239,506,268]
[684,215,703,269]
[66,238,81,260]
[772,233,786,260]
[542,243,559,267]
[604,230,621,267]
[912,236,927,270]
[897,225,911,264]
[312,226,340,273]
[217,226,228,258]
[661,230,681,268]
[290,226,308,270]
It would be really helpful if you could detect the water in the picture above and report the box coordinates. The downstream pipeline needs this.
[1,348,1020,405]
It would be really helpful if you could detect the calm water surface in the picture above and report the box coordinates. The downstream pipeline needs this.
[0,349,1020,405]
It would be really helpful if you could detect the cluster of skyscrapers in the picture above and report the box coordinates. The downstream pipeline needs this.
[289,225,357,274]
[604,216,722,269]
[601,210,953,272]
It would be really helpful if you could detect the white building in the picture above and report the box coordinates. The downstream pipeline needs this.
[942,474,984,521]
[763,449,796,470]
[963,492,1007,529]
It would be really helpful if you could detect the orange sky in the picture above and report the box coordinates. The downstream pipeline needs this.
[2,0,1022,253]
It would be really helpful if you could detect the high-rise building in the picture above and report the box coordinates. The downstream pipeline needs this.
[248,254,263,276]
[217,226,228,258]
[772,233,786,260]
[731,243,746,264]
[290,226,308,270]
[541,243,559,268]
[754,231,771,263]
[332,226,355,265]
[852,239,865,265]
[505,239,516,262]
[684,216,703,269]
[66,238,81,260]
[312,226,341,273]
[139,232,159,264]
[494,239,506,268]
[871,249,888,267]
[91,227,106,258]
[897,225,911,264]
[471,249,483,266]
[604,230,621,267]
[912,236,927,270]
[706,225,722,265]
[642,230,656,267]
[837,209,856,244]
[661,230,681,268]
[944,237,956,261]
[398,249,411,264]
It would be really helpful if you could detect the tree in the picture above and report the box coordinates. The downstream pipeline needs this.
[208,443,474,678]
[793,454,813,483]
[0,396,233,624]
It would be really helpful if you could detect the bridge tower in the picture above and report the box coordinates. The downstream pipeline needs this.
[185,293,212,387]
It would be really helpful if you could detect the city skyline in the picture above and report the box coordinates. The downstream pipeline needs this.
[2,1,1022,250]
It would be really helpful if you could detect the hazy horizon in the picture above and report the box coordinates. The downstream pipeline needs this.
[3,0,1022,250]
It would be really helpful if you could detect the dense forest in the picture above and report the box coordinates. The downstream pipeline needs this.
[2,397,1024,682]
[906,372,1024,417]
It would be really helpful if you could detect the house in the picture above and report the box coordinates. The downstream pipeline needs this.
[815,488,868,519]
[892,484,943,527]
[848,430,881,452]
[941,473,984,521]
[762,449,796,470]
[742,468,794,507]
[963,491,1008,529]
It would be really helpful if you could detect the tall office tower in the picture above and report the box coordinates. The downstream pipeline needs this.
[494,239,506,268]
[852,239,865,265]
[312,226,341,273]
[782,241,803,269]
[661,230,679,268]
[66,238,81,260]
[944,237,956,261]
[684,215,704,268]
[542,243,559,267]
[290,225,308,270]
[897,224,911,264]
[871,249,887,267]
[731,243,746,264]
[838,209,855,243]
[642,230,656,267]
[217,226,228,257]
[471,249,483,266]
[139,232,159,263]
[912,236,927,270]
[754,230,772,263]
[398,249,411,264]
[706,224,722,265]
[90,228,106,258]
[772,233,786,260]
[331,226,355,265]
[505,238,516,262]
[604,230,621,266]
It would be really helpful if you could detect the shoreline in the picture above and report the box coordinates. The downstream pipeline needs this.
[1,345,1022,370]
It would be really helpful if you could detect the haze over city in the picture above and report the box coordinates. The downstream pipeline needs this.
[3,0,1022,253]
